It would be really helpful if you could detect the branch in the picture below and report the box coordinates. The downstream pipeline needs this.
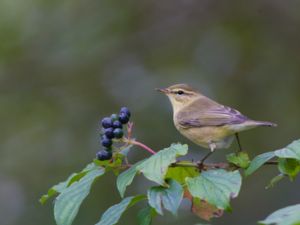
[129,140,157,155]
[120,122,157,155]
[264,161,278,165]
[171,160,278,171]
[121,138,156,155]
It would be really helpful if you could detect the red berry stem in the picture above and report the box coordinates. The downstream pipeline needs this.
[129,140,156,155]
[123,122,156,155]
[127,122,134,140]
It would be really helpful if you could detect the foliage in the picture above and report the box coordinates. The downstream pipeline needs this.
[186,169,242,211]
[245,152,275,176]
[226,152,250,169]
[41,132,300,225]
[259,204,300,225]
[54,168,105,225]
[116,159,145,198]
[95,195,146,225]
[147,179,183,216]
[136,144,188,185]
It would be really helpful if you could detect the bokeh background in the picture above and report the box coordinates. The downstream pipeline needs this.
[1,0,300,224]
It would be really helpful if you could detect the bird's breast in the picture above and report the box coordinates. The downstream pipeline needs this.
[174,121,234,149]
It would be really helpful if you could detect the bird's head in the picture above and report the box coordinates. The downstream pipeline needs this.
[157,84,201,112]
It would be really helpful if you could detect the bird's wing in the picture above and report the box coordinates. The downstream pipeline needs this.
[177,97,249,128]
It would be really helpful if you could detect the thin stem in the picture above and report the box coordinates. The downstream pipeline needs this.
[121,160,279,172]
[170,160,279,170]
[264,161,278,165]
[128,139,156,155]
[115,122,156,155]
[170,162,198,168]
[127,122,134,140]
[235,133,243,152]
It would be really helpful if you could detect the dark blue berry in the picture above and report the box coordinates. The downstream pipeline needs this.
[120,107,131,117]
[96,150,112,161]
[111,114,119,121]
[113,128,124,139]
[118,112,130,124]
[101,117,113,128]
[113,120,122,129]
[104,128,114,139]
[101,135,112,147]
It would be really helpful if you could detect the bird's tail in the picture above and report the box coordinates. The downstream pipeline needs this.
[251,120,278,127]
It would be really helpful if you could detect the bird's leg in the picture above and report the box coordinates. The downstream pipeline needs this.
[235,133,243,152]
[199,143,216,165]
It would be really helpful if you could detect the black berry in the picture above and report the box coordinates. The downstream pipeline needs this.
[113,128,124,139]
[111,114,119,121]
[104,128,114,139]
[118,112,130,124]
[113,120,122,129]
[101,117,113,128]
[120,107,131,117]
[101,135,112,147]
[96,150,112,161]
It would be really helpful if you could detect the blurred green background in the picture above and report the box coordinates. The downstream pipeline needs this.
[1,0,300,224]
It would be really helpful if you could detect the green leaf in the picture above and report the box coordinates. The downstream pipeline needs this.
[40,174,75,205]
[226,152,250,169]
[137,206,156,225]
[95,195,146,225]
[40,163,96,204]
[68,163,98,186]
[274,140,300,160]
[117,160,145,198]
[245,152,275,176]
[186,169,242,211]
[147,179,183,216]
[266,174,285,189]
[94,154,124,175]
[278,158,300,180]
[54,167,105,225]
[93,154,123,168]
[166,164,199,185]
[259,204,300,225]
[136,143,188,185]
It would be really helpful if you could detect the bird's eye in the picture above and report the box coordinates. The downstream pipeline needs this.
[177,90,184,95]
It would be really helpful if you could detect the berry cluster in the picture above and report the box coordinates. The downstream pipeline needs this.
[96,107,131,161]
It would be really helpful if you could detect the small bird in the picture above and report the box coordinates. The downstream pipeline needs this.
[157,84,277,162]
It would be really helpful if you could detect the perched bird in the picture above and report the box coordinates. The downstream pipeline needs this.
[157,84,277,162]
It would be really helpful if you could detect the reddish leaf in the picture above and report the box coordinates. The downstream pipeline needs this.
[184,189,223,221]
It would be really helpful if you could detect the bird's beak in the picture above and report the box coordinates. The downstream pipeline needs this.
[156,88,169,94]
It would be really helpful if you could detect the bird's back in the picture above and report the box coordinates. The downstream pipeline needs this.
[175,96,248,128]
